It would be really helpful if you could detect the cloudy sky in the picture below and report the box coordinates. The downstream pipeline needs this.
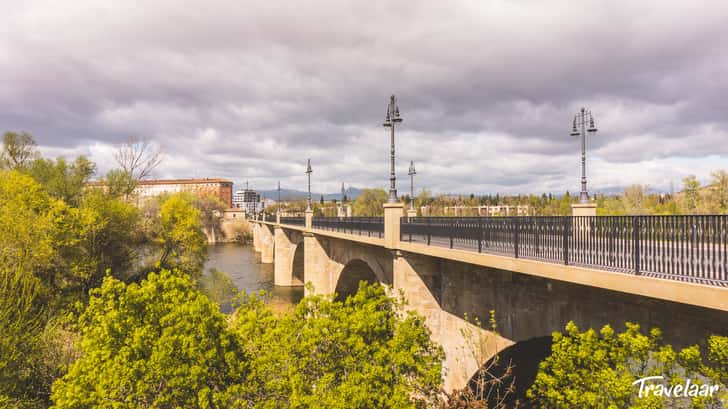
[2,1,728,195]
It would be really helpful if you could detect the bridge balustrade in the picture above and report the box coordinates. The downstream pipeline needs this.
[280,217,305,226]
[313,217,384,238]
[401,216,728,287]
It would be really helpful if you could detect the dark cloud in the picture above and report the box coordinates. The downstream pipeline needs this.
[2,0,728,194]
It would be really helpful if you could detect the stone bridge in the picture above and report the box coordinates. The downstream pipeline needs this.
[251,205,728,391]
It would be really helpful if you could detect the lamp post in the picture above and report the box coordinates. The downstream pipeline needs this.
[383,95,403,203]
[277,181,281,213]
[305,159,313,211]
[408,160,416,210]
[570,107,598,204]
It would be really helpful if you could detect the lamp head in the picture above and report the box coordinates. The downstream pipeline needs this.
[570,116,580,136]
[587,113,597,133]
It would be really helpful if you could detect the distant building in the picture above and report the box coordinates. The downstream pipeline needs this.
[134,178,233,207]
[233,188,261,216]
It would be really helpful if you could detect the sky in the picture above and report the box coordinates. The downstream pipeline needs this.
[2,1,728,195]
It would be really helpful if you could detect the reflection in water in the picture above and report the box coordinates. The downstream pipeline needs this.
[204,244,304,311]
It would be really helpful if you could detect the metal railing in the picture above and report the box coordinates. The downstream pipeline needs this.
[401,216,728,287]
[313,217,384,238]
[280,217,305,226]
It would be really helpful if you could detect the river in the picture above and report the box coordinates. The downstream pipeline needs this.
[204,243,304,311]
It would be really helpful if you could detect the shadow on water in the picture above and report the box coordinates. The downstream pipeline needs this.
[203,244,304,312]
[470,336,553,408]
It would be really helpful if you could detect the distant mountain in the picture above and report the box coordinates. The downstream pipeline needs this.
[257,187,363,202]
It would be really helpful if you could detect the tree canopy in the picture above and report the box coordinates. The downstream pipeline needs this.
[51,269,249,408]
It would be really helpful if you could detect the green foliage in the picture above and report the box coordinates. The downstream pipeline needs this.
[232,282,444,408]
[1,131,39,170]
[68,190,140,290]
[104,169,138,199]
[0,170,59,281]
[528,321,727,409]
[352,188,388,216]
[155,194,208,276]
[51,269,249,408]
[200,268,239,311]
[681,175,701,214]
[25,156,96,206]
[0,263,44,407]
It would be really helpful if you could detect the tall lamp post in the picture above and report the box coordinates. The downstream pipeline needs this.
[305,159,313,211]
[277,181,281,213]
[408,160,416,210]
[383,95,403,203]
[570,107,598,204]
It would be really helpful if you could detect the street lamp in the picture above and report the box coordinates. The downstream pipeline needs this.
[305,159,313,211]
[277,181,281,214]
[408,160,416,210]
[570,107,598,204]
[383,95,403,203]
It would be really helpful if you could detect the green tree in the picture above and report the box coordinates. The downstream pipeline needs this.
[70,190,140,290]
[51,269,249,408]
[0,170,59,284]
[1,131,39,170]
[681,175,701,214]
[155,194,207,276]
[0,263,44,407]
[622,184,650,215]
[104,168,138,200]
[352,188,388,216]
[708,170,728,213]
[232,282,444,408]
[528,321,727,408]
[25,156,96,206]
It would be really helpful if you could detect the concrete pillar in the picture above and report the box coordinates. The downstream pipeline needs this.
[252,223,261,253]
[571,202,597,217]
[305,209,313,230]
[346,205,352,218]
[406,208,418,219]
[274,227,301,286]
[383,202,404,249]
[572,203,597,237]
[304,233,331,296]
[260,225,274,264]
[276,212,281,224]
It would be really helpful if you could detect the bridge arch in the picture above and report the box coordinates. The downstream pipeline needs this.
[334,259,380,301]
[290,242,305,286]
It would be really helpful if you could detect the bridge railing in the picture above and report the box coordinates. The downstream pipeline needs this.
[280,217,305,226]
[401,216,728,286]
[313,217,384,238]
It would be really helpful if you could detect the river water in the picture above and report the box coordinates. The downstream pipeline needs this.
[204,243,304,311]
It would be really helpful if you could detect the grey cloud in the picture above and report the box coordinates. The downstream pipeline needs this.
[2,1,728,194]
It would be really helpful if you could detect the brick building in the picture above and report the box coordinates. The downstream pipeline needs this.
[134,178,233,207]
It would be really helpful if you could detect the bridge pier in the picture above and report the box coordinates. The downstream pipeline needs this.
[393,252,512,391]
[274,226,303,286]
[259,224,274,264]
[304,232,332,296]
[252,222,261,253]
